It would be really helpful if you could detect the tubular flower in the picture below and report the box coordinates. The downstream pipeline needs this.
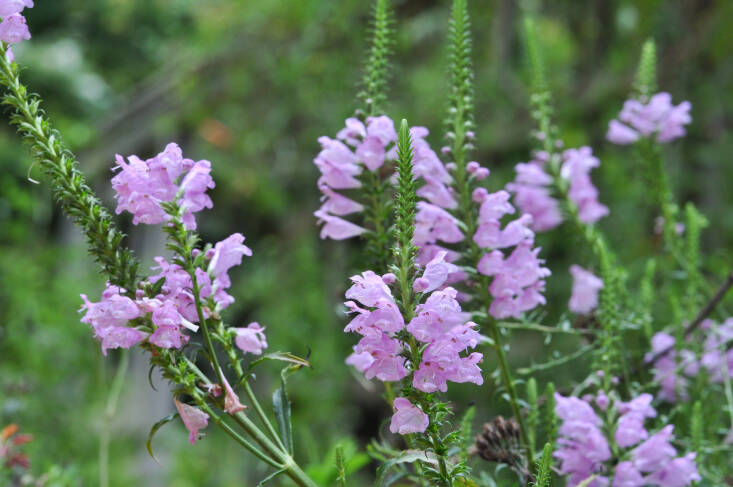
[606,93,691,145]
[343,265,482,434]
[314,116,399,240]
[174,399,209,445]
[554,392,699,487]
[568,265,604,314]
[473,188,549,319]
[506,152,563,232]
[111,143,214,230]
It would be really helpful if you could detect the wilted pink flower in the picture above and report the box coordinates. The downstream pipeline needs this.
[569,265,603,314]
[389,398,429,435]
[219,370,246,414]
[233,323,268,355]
[174,399,209,445]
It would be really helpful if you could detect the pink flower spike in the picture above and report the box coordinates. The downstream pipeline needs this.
[174,399,209,445]
[219,369,247,415]
[233,323,268,355]
[389,398,429,435]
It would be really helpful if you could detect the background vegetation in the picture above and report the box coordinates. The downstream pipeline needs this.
[1,0,731,485]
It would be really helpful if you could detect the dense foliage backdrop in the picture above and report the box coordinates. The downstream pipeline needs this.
[1,0,731,485]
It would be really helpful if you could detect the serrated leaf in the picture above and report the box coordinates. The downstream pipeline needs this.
[146,413,178,464]
[375,450,438,486]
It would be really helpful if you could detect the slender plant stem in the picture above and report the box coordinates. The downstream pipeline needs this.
[99,350,129,487]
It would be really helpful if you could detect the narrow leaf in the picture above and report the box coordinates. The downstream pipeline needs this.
[146,413,178,464]
[257,468,287,487]
[375,450,438,486]
[273,374,293,454]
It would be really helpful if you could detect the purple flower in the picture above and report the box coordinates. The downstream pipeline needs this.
[80,284,147,355]
[0,13,30,44]
[314,210,367,239]
[233,323,268,355]
[473,190,534,249]
[631,425,677,473]
[0,0,32,17]
[413,250,459,293]
[701,318,733,383]
[407,287,471,342]
[569,265,603,314]
[612,462,644,487]
[318,185,364,216]
[506,155,563,232]
[615,393,656,448]
[389,398,429,435]
[478,241,550,319]
[643,453,700,487]
[554,394,611,487]
[414,202,464,245]
[561,147,608,224]
[644,332,697,402]
[207,233,252,288]
[111,143,214,230]
[347,332,408,381]
[345,270,394,307]
[175,399,209,445]
[607,93,692,144]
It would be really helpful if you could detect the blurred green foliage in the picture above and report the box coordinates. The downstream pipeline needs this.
[1,0,732,485]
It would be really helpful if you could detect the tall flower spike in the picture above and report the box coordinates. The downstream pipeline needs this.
[359,0,392,116]
[633,39,657,100]
[0,44,139,290]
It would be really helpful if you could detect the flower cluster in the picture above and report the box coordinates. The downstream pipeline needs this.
[111,143,214,230]
[606,93,691,145]
[343,260,483,435]
[473,188,550,319]
[80,232,257,356]
[0,0,32,60]
[554,392,699,487]
[314,116,397,239]
[569,265,604,314]
[507,147,608,232]
[645,319,733,402]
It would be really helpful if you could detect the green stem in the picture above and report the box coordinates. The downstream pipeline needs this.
[99,350,129,487]
[0,43,139,290]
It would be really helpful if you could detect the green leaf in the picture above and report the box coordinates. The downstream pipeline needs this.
[575,475,598,487]
[374,450,438,486]
[256,468,287,487]
[248,351,311,374]
[459,405,475,462]
[532,443,553,487]
[273,367,294,454]
[146,413,178,464]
